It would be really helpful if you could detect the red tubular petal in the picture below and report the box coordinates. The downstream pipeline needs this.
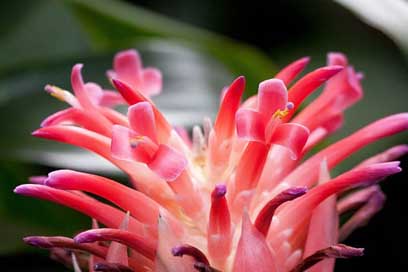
[213,76,245,140]
[24,236,107,258]
[46,170,159,225]
[14,185,147,235]
[112,78,147,105]
[257,79,288,122]
[284,66,343,120]
[32,125,112,159]
[290,244,363,272]
[232,212,278,272]
[208,185,231,265]
[236,109,265,142]
[284,113,408,188]
[233,141,269,194]
[74,228,156,260]
[268,123,310,160]
[254,187,307,237]
[148,145,187,181]
[172,244,209,265]
[339,189,385,241]
[275,57,310,86]
[128,102,157,143]
[41,108,112,137]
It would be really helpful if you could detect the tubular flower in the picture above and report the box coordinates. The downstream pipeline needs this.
[15,49,408,272]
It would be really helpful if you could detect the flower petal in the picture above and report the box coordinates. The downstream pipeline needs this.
[148,145,188,181]
[232,212,278,272]
[236,109,265,142]
[275,57,310,86]
[268,123,310,160]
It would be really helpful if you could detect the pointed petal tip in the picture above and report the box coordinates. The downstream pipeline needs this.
[13,184,32,195]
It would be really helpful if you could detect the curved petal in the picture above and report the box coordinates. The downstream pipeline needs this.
[148,145,188,181]
[275,57,310,86]
[232,212,278,272]
[257,79,288,123]
[236,109,265,142]
[268,123,310,160]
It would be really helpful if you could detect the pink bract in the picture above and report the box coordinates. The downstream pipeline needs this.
[15,49,408,272]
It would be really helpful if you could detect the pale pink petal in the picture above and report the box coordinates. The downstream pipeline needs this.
[111,49,142,90]
[128,102,157,143]
[268,123,310,160]
[142,67,162,96]
[148,145,187,181]
[232,212,278,272]
[257,79,288,123]
[99,90,126,107]
[236,109,265,142]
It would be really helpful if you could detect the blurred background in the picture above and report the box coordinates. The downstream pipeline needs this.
[0,0,407,271]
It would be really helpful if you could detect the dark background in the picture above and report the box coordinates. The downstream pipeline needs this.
[0,0,407,271]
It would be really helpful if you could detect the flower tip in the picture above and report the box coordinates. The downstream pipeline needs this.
[73,232,100,244]
[13,185,32,195]
[330,244,364,258]
[286,186,308,197]
[23,236,53,248]
[171,246,183,257]
[212,184,227,198]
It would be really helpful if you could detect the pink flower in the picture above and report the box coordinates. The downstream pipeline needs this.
[15,50,408,272]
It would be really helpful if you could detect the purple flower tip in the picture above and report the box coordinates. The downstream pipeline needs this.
[212,184,227,198]
[23,237,53,248]
[285,186,308,197]
[74,232,99,244]
[171,246,183,257]
[286,102,294,110]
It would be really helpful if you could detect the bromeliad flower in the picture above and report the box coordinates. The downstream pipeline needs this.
[15,49,408,272]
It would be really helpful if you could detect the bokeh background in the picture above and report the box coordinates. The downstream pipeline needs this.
[0,0,407,271]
